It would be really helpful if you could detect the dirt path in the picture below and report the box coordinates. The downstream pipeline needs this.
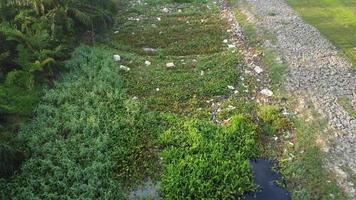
[235,0,356,197]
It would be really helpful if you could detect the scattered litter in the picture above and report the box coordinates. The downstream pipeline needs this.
[274,136,278,141]
[119,65,130,71]
[228,44,236,48]
[178,9,182,13]
[223,39,228,43]
[254,66,263,74]
[133,96,138,100]
[114,31,119,34]
[145,61,151,66]
[282,108,289,115]
[227,85,235,90]
[143,47,156,53]
[162,8,169,13]
[166,62,175,68]
[200,71,204,76]
[113,55,121,61]
[223,119,231,125]
[234,90,239,94]
[157,17,161,21]
[156,88,160,92]
[260,88,273,97]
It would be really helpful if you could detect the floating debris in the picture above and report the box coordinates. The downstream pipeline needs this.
[113,55,121,61]
[254,66,263,74]
[227,85,235,90]
[119,65,130,71]
[145,61,151,66]
[166,62,175,68]
[260,89,273,97]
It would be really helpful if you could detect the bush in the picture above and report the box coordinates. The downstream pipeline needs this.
[160,115,259,199]
[257,105,290,135]
[0,46,160,199]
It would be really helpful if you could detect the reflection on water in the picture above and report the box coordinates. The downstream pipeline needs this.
[245,158,290,200]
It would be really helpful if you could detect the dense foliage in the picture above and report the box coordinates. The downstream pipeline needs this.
[0,46,161,199]
[0,0,116,116]
[160,115,259,199]
[0,0,116,178]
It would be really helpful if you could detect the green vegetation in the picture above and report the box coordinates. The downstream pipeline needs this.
[231,3,347,199]
[1,1,263,199]
[107,2,262,198]
[1,46,162,199]
[288,0,356,67]
[257,105,290,136]
[281,105,347,200]
[338,97,356,118]
[160,115,259,199]
[0,0,116,178]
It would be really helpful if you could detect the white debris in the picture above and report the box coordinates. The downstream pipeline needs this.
[227,44,236,49]
[227,85,235,90]
[157,17,161,21]
[234,90,239,94]
[113,55,121,61]
[223,39,228,43]
[254,66,263,74]
[114,31,119,34]
[162,8,169,13]
[200,70,204,76]
[156,88,160,92]
[143,47,156,53]
[260,88,273,97]
[166,62,175,68]
[145,61,151,66]
[119,65,130,71]
[178,9,182,13]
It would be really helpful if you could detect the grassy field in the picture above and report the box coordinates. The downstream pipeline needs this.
[288,0,356,67]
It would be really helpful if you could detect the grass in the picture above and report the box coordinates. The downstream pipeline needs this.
[280,102,347,200]
[338,97,356,118]
[106,1,262,198]
[288,0,356,67]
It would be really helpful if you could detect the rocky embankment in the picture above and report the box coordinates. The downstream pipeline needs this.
[236,0,356,198]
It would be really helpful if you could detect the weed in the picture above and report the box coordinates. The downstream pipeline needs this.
[160,115,259,199]
[337,97,356,118]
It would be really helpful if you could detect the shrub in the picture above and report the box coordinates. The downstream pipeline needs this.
[257,105,290,135]
[160,115,259,199]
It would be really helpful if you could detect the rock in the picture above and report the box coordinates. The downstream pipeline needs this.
[113,55,121,61]
[227,85,235,90]
[260,89,273,97]
[145,61,151,66]
[119,65,130,71]
[254,66,263,74]
[166,62,175,68]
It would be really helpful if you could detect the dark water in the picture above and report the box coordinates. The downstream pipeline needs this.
[245,158,291,200]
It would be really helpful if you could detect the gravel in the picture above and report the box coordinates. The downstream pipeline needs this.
[236,0,356,197]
